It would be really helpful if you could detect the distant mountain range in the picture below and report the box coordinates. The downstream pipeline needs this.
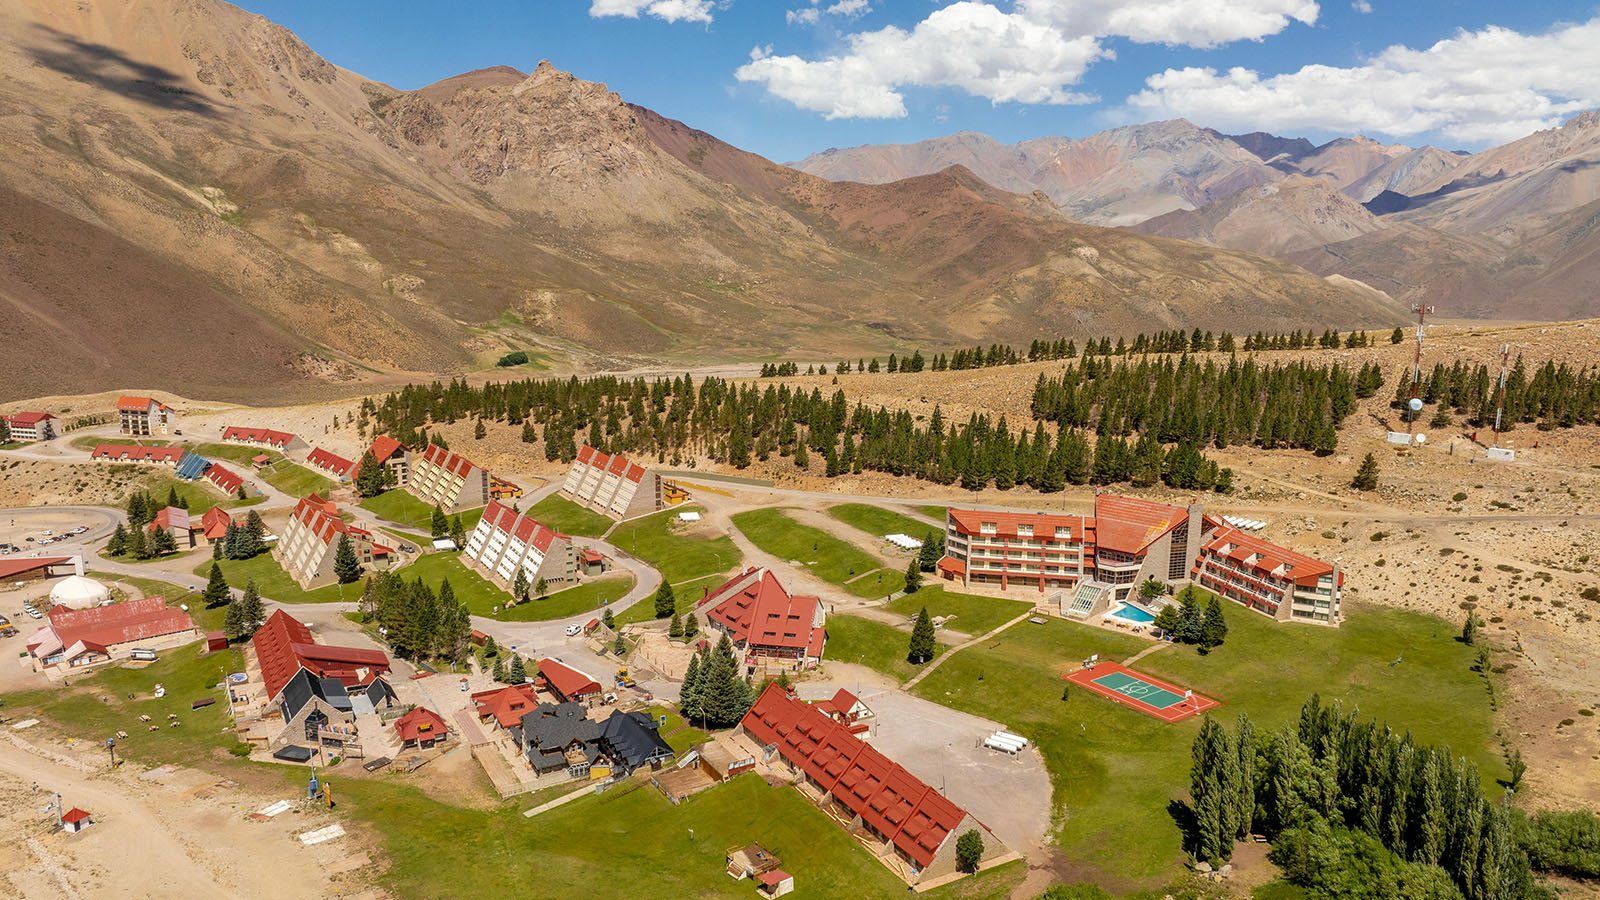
[793,113,1600,321]
[0,0,1400,401]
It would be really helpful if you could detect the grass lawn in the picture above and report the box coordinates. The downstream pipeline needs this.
[5,644,247,765]
[644,706,711,753]
[613,574,726,626]
[609,506,741,584]
[830,502,938,543]
[143,473,262,510]
[495,573,637,622]
[197,553,353,604]
[259,460,335,498]
[918,504,948,520]
[888,586,1033,637]
[523,493,614,538]
[194,442,280,465]
[824,614,943,684]
[73,435,171,450]
[731,508,891,598]
[358,490,484,533]
[911,598,1501,887]
[335,773,1025,900]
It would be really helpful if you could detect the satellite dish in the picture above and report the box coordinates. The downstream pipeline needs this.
[1415,434,1427,444]
[1407,398,1423,412]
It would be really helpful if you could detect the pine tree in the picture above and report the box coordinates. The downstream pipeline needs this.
[1200,597,1229,649]
[334,533,363,584]
[955,830,984,873]
[1351,452,1380,491]
[1391,326,1405,345]
[201,562,231,608]
[685,612,699,638]
[907,608,936,663]
[239,579,265,636]
[492,657,508,682]
[150,526,177,556]
[1461,611,1478,646]
[654,580,676,618]
[450,515,465,547]
[601,606,614,629]
[1191,715,1233,864]
[223,595,245,641]
[354,451,386,497]
[107,523,127,557]
[904,558,922,594]
[680,653,703,723]
[613,633,627,656]
[1234,713,1258,840]
[1176,587,1203,644]
[535,577,548,598]
[917,532,943,572]
[669,612,684,639]
[430,504,449,538]
[474,419,487,440]
[165,485,181,510]
[509,654,526,683]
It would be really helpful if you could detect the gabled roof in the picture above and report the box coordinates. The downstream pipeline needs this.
[252,609,390,701]
[1201,525,1340,587]
[575,444,646,483]
[367,435,408,464]
[471,683,543,729]
[306,447,355,477]
[148,507,199,533]
[517,701,600,750]
[221,426,295,447]
[601,710,674,768]
[4,411,55,425]
[61,808,91,825]
[1093,495,1190,555]
[201,506,234,540]
[43,598,194,655]
[536,658,602,700]
[116,395,166,412]
[206,464,245,494]
[740,684,974,868]
[702,568,824,656]
[395,707,449,743]
[90,444,184,464]
[478,501,565,553]
[278,668,352,720]
[945,508,1092,541]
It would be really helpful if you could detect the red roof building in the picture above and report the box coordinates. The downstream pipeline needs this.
[461,500,576,590]
[27,597,197,671]
[200,506,236,543]
[306,447,355,480]
[115,396,173,436]
[205,464,247,496]
[406,443,490,513]
[471,683,543,729]
[221,426,297,450]
[147,506,205,549]
[536,658,603,704]
[394,707,450,748]
[351,435,412,485]
[90,443,185,465]
[1195,525,1342,624]
[0,556,76,582]
[700,568,826,664]
[740,685,999,881]
[251,610,391,702]
[276,495,394,587]
[3,411,57,441]
[558,444,664,521]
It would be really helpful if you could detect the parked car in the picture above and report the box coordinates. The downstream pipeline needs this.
[564,624,583,636]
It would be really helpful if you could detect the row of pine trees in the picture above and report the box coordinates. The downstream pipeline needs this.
[359,570,473,663]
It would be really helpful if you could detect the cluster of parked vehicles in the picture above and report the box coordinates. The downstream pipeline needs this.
[1,525,89,554]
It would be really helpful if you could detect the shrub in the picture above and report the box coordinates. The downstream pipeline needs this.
[496,350,530,367]
[229,742,254,757]
[1452,491,1468,502]
[1370,531,1390,542]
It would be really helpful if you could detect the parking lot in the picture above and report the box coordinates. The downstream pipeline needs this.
[0,507,117,557]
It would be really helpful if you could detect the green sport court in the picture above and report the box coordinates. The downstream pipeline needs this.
[1064,660,1218,722]
[1092,670,1187,709]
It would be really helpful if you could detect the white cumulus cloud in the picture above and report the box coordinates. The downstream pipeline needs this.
[1352,0,1373,13]
[589,0,715,25]
[739,2,1105,119]
[742,0,1317,119]
[1127,18,1600,144]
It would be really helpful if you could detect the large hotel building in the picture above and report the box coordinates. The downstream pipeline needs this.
[938,494,1340,625]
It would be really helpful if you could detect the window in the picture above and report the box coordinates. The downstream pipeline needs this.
[1017,524,1032,536]
[980,522,997,534]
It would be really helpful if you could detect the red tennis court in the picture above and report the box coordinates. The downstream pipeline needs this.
[1064,660,1218,723]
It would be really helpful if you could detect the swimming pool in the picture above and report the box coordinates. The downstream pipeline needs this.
[1110,604,1156,624]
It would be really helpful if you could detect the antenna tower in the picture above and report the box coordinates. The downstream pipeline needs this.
[1407,304,1434,437]
[1490,344,1512,448]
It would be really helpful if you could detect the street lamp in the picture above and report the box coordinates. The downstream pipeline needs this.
[105,736,117,769]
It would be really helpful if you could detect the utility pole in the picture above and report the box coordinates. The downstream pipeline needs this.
[1490,344,1512,448]
[1406,304,1434,438]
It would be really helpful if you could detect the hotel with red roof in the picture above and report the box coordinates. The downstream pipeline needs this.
[462,500,576,590]
[406,443,490,513]
[116,395,174,436]
[699,568,827,666]
[1195,525,1342,624]
[276,494,395,587]
[2,411,57,442]
[90,443,185,466]
[251,610,392,702]
[739,684,1005,884]
[221,425,301,452]
[559,445,667,521]
[940,493,1342,625]
[357,435,411,485]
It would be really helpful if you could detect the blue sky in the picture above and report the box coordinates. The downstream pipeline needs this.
[234,1,1600,162]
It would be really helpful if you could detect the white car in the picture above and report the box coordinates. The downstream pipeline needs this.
[565,624,583,636]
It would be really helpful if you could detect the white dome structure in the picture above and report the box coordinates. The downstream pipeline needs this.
[49,575,112,610]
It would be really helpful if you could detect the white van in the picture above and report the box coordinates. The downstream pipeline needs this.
[129,648,158,661]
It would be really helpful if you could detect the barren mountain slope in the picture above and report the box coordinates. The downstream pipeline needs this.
[1341,145,1466,202]
[0,0,1404,403]
[1132,176,1385,256]
[1290,136,1411,191]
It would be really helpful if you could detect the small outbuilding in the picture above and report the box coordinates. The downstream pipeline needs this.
[756,870,794,897]
[61,808,93,833]
[49,575,111,610]
[394,708,450,749]
[204,631,228,653]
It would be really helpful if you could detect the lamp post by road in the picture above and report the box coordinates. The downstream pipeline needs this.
[105,736,118,769]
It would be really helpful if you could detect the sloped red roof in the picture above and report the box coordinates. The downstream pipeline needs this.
[1093,495,1190,555]
[536,658,602,700]
[252,610,390,700]
[201,506,234,540]
[703,568,825,656]
[394,707,449,742]
[367,435,408,464]
[116,395,163,411]
[61,807,91,824]
[206,464,244,494]
[1201,525,1340,587]
[4,411,55,425]
[815,688,860,718]
[221,426,295,447]
[575,445,647,484]
[0,556,73,579]
[936,556,966,577]
[741,684,973,867]
[90,444,184,464]
[479,501,564,553]
[757,871,791,886]
[945,508,1091,541]
[46,598,194,652]
[470,683,543,728]
[419,443,480,478]
[148,506,199,533]
[306,447,355,476]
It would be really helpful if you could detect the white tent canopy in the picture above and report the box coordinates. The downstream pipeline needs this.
[49,575,111,610]
[884,533,923,551]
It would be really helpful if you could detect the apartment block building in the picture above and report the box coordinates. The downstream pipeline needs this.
[221,426,302,453]
[3,412,57,442]
[1195,525,1342,625]
[116,396,174,436]
[359,436,411,485]
[559,445,664,521]
[276,494,395,588]
[462,500,576,591]
[406,444,490,513]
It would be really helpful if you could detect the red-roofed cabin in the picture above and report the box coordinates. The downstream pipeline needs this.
[355,435,412,485]
[471,683,543,729]
[306,447,355,480]
[394,707,450,749]
[536,658,603,705]
[61,807,93,833]
[251,610,391,702]
[578,548,608,576]
[756,869,794,897]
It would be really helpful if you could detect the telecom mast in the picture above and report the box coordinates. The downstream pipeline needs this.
[1406,304,1434,438]
[1490,344,1512,448]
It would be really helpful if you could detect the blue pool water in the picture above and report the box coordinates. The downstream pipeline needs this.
[1111,604,1156,624]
